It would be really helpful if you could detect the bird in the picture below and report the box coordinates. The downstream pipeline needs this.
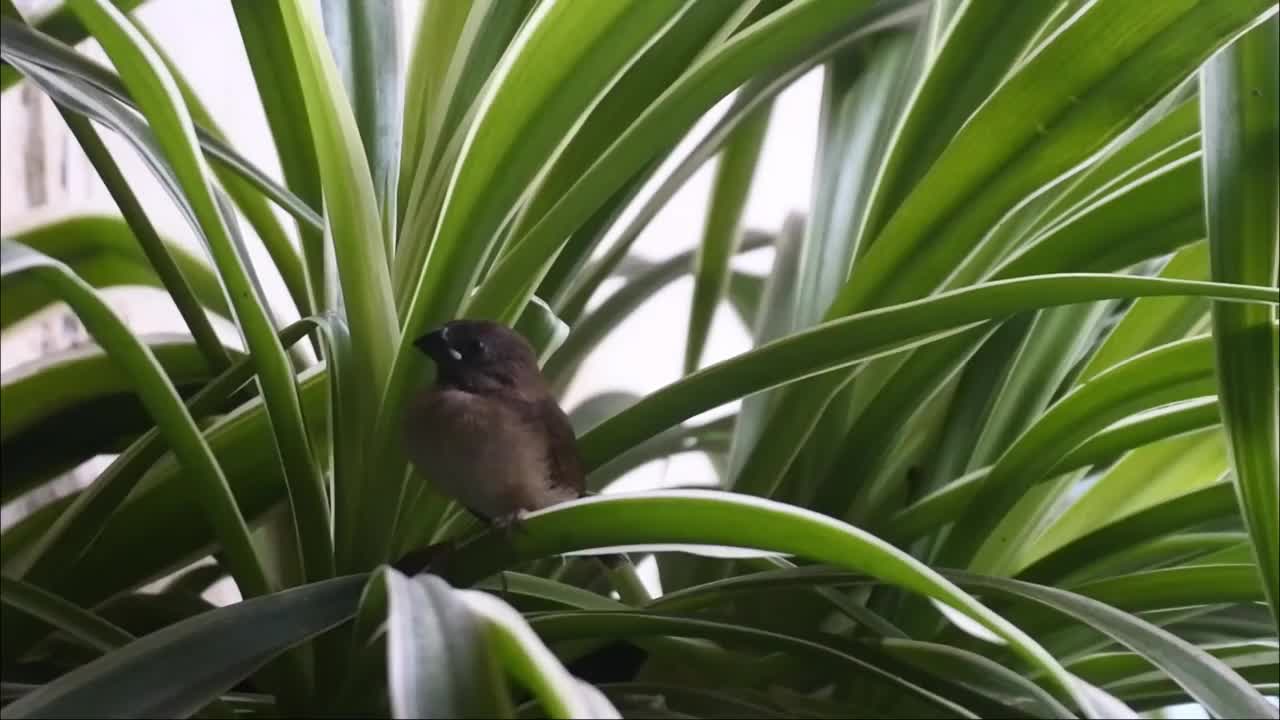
[398,320,649,683]
[401,319,586,539]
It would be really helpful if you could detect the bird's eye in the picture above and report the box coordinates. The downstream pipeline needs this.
[462,338,487,361]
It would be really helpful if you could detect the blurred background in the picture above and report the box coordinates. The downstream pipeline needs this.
[0,0,822,529]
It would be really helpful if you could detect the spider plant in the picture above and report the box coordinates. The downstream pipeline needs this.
[1,0,1277,717]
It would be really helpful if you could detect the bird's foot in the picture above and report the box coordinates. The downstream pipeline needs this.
[492,509,529,540]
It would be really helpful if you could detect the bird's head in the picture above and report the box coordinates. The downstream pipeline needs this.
[413,320,542,394]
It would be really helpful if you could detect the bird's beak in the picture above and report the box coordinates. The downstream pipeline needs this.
[413,326,462,364]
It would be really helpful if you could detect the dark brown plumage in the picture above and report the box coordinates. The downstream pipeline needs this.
[402,320,584,531]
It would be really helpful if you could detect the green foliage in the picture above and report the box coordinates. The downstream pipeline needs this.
[1,0,1277,717]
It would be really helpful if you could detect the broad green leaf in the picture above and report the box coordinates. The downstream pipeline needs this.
[837,0,1272,316]
[1200,13,1280,628]
[1068,564,1266,614]
[8,319,316,604]
[0,575,365,719]
[0,366,326,631]
[1032,481,1245,586]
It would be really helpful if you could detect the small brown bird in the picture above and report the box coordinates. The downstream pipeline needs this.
[403,320,585,534]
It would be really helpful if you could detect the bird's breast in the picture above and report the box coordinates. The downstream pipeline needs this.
[404,388,572,519]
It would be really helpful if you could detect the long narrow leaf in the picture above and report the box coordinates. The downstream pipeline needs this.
[579,275,1276,471]
[1200,13,1280,628]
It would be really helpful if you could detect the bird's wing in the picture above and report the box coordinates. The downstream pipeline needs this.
[528,395,587,497]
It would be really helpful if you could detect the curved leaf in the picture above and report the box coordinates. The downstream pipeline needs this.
[579,275,1275,471]
[0,239,271,602]
[0,575,365,719]
[422,489,1116,715]
[946,571,1277,719]
[70,0,332,583]
[0,214,230,331]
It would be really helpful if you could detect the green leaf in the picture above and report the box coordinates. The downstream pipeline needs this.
[877,638,1076,719]
[1077,241,1211,382]
[514,296,570,365]
[463,589,623,718]
[382,570,511,718]
[579,275,1276,472]
[467,0,915,326]
[1200,13,1280,629]
[0,335,230,498]
[946,571,1278,719]
[863,0,1066,240]
[398,0,688,338]
[320,0,401,249]
[836,0,1272,316]
[0,0,144,90]
[0,575,365,719]
[529,610,982,718]
[0,238,272,616]
[125,19,315,329]
[0,214,229,332]
[511,0,748,296]
[9,320,319,612]
[0,370,326,640]
[685,100,772,373]
[1019,478,1240,585]
[0,575,133,654]
[395,0,470,230]
[67,0,332,586]
[397,0,534,243]
[1025,427,1227,572]
[57,112,232,372]
[0,17,325,233]
[426,489,1115,715]
[230,0,326,309]
[948,334,1227,574]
